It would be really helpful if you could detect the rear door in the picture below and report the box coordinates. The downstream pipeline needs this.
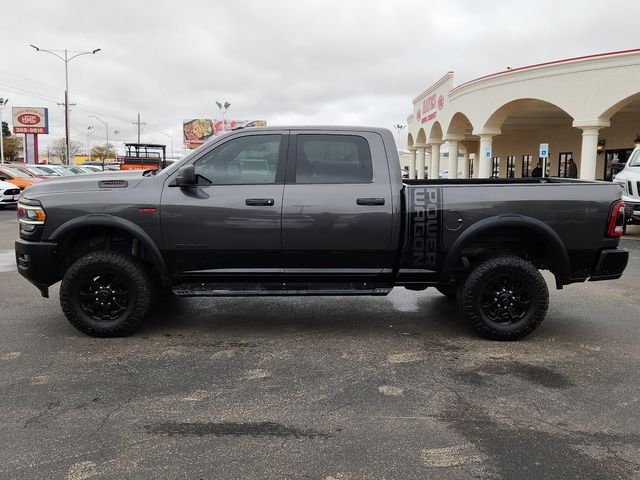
[161,131,288,280]
[281,130,394,277]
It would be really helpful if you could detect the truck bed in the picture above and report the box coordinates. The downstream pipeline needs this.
[399,177,623,286]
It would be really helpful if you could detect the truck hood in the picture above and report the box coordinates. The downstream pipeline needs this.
[21,170,147,197]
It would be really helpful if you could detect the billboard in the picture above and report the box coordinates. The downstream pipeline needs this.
[12,107,49,134]
[183,119,266,149]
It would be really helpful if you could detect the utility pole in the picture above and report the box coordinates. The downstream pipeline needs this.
[133,113,145,143]
[31,45,101,164]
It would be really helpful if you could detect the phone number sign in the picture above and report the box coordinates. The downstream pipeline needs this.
[12,107,49,134]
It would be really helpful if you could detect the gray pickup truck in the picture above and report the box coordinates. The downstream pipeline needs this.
[15,126,628,339]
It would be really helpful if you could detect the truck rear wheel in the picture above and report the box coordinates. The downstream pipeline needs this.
[60,251,152,337]
[458,255,548,340]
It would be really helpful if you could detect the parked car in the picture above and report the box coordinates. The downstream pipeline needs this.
[15,126,628,340]
[61,165,87,175]
[0,165,42,190]
[612,146,640,229]
[78,165,103,173]
[35,165,68,177]
[14,165,61,179]
[439,169,464,179]
[39,165,74,176]
[0,180,21,208]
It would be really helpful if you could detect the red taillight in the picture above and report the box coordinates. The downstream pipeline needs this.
[607,201,625,237]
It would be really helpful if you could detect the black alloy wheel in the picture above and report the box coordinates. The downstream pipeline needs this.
[458,255,549,340]
[60,251,152,337]
[78,271,131,321]
[479,274,530,325]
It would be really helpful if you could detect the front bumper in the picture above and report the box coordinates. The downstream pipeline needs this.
[14,238,61,297]
[589,248,629,281]
[624,201,640,223]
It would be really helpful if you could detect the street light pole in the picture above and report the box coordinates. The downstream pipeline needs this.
[0,98,8,163]
[86,125,94,161]
[31,45,101,164]
[216,101,231,133]
[394,123,406,149]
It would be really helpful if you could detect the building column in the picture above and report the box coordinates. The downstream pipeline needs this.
[408,147,417,179]
[578,127,601,180]
[445,136,464,179]
[429,142,442,179]
[478,134,494,178]
[573,120,610,180]
[416,146,426,179]
[461,149,469,178]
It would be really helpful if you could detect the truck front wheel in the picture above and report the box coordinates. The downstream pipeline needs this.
[60,251,152,337]
[458,255,548,340]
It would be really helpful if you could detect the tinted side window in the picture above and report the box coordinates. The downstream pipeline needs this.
[295,135,373,183]
[194,135,281,185]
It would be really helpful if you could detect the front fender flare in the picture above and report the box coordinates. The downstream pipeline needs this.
[49,214,169,280]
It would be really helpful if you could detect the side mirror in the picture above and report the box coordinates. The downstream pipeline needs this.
[175,165,196,187]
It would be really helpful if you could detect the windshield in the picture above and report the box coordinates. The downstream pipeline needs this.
[0,167,32,178]
[628,149,640,167]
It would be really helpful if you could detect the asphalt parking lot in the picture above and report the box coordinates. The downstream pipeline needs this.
[1,206,639,480]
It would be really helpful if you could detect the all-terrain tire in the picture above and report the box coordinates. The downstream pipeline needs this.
[435,285,457,300]
[458,255,548,340]
[60,251,152,337]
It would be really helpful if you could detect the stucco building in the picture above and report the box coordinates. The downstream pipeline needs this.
[406,49,640,180]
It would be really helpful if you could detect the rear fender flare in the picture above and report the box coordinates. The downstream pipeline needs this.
[441,215,571,282]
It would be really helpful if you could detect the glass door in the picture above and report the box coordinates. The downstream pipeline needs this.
[522,154,532,177]
[558,152,573,178]
[491,157,500,178]
[506,155,515,178]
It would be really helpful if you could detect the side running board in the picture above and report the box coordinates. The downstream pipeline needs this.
[172,282,392,297]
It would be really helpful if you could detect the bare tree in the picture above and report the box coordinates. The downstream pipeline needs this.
[49,138,82,164]
[91,144,116,162]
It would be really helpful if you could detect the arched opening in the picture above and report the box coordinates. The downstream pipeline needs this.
[483,98,578,178]
[446,112,475,137]
[407,132,414,148]
[428,121,443,143]
[446,112,476,178]
[415,128,426,146]
[597,91,640,179]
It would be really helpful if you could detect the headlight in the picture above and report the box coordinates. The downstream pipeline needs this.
[17,203,46,225]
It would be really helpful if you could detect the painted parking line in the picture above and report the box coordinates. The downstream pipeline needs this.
[0,250,16,273]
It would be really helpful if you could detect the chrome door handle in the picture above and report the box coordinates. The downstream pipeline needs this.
[245,198,275,206]
[356,198,385,206]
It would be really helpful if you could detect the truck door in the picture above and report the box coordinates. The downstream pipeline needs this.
[281,131,394,278]
[160,132,288,280]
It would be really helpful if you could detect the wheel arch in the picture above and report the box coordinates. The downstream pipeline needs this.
[441,215,571,285]
[49,215,169,281]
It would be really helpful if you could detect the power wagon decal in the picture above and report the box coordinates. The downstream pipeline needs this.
[407,186,442,269]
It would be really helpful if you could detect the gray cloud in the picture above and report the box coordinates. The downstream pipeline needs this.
[1,0,638,153]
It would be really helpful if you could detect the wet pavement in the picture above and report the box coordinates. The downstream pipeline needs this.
[1,208,639,479]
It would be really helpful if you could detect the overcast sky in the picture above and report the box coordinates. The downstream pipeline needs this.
[2,0,639,155]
